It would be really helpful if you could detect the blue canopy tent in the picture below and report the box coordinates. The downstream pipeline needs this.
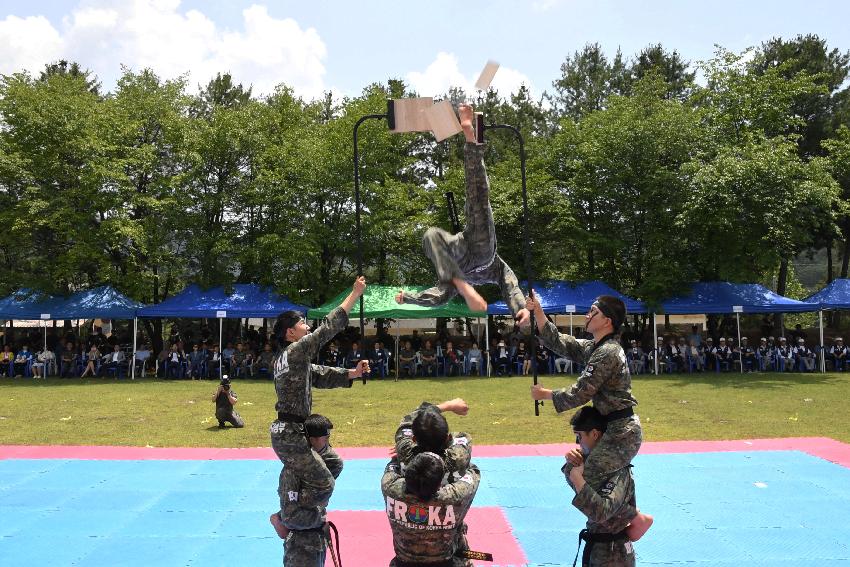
[803,278,850,372]
[0,287,142,370]
[488,279,647,315]
[50,286,143,321]
[137,284,309,377]
[658,282,819,373]
[486,280,646,377]
[803,278,850,310]
[0,289,64,320]
[0,290,66,355]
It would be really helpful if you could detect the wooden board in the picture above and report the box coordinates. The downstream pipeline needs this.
[389,97,433,133]
[424,100,462,142]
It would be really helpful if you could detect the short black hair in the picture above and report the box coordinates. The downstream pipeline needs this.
[412,405,449,453]
[305,414,333,438]
[274,310,304,344]
[595,295,626,331]
[404,452,445,500]
[570,406,607,434]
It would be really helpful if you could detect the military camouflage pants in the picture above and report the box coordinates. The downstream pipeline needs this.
[585,540,635,567]
[270,420,335,514]
[283,530,326,567]
[584,415,642,492]
[216,408,244,428]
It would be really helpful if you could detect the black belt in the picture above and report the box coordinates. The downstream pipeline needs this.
[393,547,493,567]
[573,528,629,567]
[393,559,453,567]
[290,525,324,534]
[277,412,305,423]
[603,407,634,422]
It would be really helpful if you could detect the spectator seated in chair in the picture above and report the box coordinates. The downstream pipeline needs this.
[345,341,364,370]
[419,340,437,377]
[188,343,206,379]
[713,338,732,371]
[103,344,126,378]
[231,342,253,378]
[794,338,816,372]
[164,343,186,379]
[14,345,34,377]
[32,348,53,378]
[466,342,483,376]
[627,339,645,375]
[255,342,275,378]
[736,337,756,372]
[368,341,387,379]
[829,337,848,371]
[134,344,152,377]
[398,341,416,377]
[776,337,794,371]
[0,344,14,376]
[80,345,101,378]
[494,339,511,376]
[756,337,773,371]
[445,340,465,376]
[60,341,77,377]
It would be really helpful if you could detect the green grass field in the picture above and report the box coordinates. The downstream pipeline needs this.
[0,372,848,448]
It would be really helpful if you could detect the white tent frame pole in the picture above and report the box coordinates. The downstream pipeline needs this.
[485,317,491,378]
[818,309,826,373]
[395,323,400,381]
[653,313,659,375]
[131,317,138,380]
[219,318,224,378]
[736,312,742,374]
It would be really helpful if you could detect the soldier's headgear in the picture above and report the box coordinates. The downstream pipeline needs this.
[404,452,445,501]
[570,406,608,433]
[592,295,626,332]
[274,310,305,343]
[305,414,333,438]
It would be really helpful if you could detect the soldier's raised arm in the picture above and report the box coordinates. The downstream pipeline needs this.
[291,276,366,359]
[527,293,591,361]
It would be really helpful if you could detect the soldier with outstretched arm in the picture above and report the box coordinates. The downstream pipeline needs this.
[527,293,653,541]
[268,276,370,565]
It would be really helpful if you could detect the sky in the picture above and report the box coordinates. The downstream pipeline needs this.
[0,0,847,101]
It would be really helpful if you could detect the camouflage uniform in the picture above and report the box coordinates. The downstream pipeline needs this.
[539,321,642,490]
[566,464,637,567]
[394,402,473,559]
[394,402,472,476]
[270,306,353,561]
[280,444,344,566]
[401,142,526,318]
[382,458,481,567]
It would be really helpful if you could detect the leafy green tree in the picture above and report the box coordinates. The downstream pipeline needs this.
[0,71,111,294]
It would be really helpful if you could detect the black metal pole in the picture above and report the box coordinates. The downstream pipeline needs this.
[353,112,387,383]
[479,121,539,416]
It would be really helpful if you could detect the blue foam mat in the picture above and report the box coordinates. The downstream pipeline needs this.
[1,450,849,565]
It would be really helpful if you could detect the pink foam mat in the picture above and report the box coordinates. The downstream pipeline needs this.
[326,507,527,567]
[2,437,849,467]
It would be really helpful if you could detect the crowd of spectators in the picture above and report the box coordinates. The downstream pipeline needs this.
[3,320,845,379]
[626,325,828,374]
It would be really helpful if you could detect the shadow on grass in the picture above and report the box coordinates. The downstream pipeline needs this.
[634,371,846,389]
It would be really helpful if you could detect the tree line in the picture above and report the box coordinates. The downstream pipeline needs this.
[0,35,848,330]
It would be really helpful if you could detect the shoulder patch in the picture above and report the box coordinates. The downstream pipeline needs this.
[452,436,469,446]
[584,364,595,375]
[401,428,413,438]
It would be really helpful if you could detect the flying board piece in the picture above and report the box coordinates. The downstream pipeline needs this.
[388,97,434,133]
[475,60,500,91]
[424,100,463,142]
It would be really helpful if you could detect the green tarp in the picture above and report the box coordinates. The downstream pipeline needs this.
[307,285,486,320]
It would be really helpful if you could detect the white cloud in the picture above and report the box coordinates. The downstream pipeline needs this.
[0,1,328,99]
[0,15,63,75]
[406,52,534,100]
